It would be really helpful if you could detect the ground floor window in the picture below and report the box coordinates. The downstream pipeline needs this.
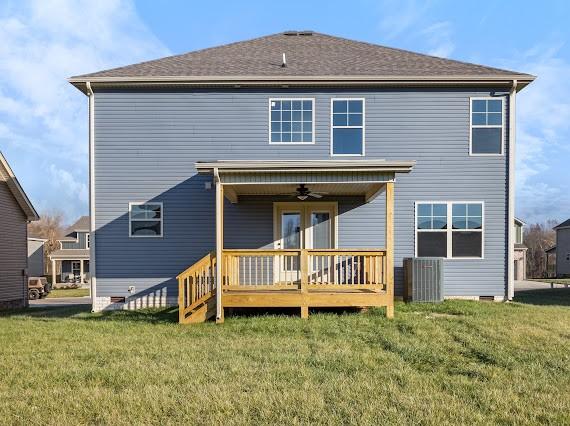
[129,202,163,237]
[416,201,484,259]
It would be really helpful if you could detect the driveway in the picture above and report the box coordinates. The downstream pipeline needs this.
[515,280,556,292]
[29,296,91,308]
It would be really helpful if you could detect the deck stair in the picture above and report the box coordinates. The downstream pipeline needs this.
[177,252,217,324]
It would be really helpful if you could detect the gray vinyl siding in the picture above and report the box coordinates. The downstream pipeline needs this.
[27,240,45,277]
[556,228,570,277]
[0,181,27,303]
[61,231,89,250]
[94,88,508,299]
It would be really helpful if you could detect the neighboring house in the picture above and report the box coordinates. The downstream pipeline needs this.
[0,152,39,309]
[513,217,527,280]
[27,237,47,277]
[552,219,570,278]
[68,31,535,320]
[49,216,90,285]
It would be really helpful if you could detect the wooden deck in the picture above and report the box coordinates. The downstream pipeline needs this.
[177,248,393,323]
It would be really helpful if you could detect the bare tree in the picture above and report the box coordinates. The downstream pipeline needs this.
[524,220,557,278]
[28,210,66,275]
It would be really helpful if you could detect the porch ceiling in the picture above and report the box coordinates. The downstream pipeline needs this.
[196,159,415,203]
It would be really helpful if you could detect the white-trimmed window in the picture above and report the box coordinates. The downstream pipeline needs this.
[270,98,314,144]
[416,202,484,259]
[470,97,504,155]
[129,202,163,237]
[331,98,364,156]
[86,233,90,248]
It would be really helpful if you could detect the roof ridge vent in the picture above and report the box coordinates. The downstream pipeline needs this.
[283,30,314,36]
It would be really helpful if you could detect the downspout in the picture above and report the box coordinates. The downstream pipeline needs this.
[86,81,96,310]
[214,167,223,321]
[507,80,517,300]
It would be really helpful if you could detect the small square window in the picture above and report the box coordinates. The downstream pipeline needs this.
[130,203,163,237]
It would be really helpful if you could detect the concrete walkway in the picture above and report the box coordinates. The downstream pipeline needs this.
[29,296,91,308]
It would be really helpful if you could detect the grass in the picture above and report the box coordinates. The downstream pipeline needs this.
[1,290,569,425]
[47,288,90,298]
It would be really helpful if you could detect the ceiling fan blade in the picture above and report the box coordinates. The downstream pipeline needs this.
[309,193,323,198]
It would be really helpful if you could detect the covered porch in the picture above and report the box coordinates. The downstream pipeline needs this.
[49,250,90,286]
[178,160,415,324]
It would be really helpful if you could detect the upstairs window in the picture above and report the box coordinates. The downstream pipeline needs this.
[416,202,484,259]
[470,98,504,155]
[331,99,364,156]
[129,202,163,237]
[270,99,314,144]
[86,233,90,249]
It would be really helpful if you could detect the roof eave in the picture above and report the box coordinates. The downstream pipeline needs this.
[68,74,535,95]
[195,159,416,174]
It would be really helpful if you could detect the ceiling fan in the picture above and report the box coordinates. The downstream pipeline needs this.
[281,184,328,200]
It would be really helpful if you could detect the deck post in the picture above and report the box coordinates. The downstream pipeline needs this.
[52,259,57,286]
[300,249,309,319]
[215,173,224,323]
[385,181,394,318]
[80,259,84,285]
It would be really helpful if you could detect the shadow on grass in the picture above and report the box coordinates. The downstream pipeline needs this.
[0,305,179,324]
[514,288,570,307]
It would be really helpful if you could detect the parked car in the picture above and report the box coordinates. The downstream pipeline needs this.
[28,277,51,300]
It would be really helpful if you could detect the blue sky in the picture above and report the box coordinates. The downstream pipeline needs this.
[0,0,569,224]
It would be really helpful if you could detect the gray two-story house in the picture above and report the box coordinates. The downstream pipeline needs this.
[69,31,534,322]
[49,216,90,285]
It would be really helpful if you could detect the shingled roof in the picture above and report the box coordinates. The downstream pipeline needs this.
[69,31,534,92]
[554,218,570,229]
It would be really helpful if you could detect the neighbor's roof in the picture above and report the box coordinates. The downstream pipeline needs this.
[49,248,90,260]
[554,219,570,229]
[60,216,90,239]
[0,152,39,221]
[545,245,557,253]
[514,217,526,226]
[69,31,535,93]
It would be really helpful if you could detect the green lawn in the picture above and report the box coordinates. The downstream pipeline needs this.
[47,288,90,298]
[1,290,569,425]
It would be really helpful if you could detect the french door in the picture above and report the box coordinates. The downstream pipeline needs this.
[274,202,337,283]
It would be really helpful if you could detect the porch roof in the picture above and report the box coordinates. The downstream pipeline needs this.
[196,159,415,203]
[49,249,90,260]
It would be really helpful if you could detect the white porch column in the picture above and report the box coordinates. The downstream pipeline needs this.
[52,259,57,285]
[80,259,84,284]
[215,171,224,323]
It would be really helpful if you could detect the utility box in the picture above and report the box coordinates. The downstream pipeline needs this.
[403,258,444,302]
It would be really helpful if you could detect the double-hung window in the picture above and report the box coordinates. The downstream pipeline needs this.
[331,99,364,155]
[129,202,163,237]
[416,202,484,258]
[470,97,504,155]
[270,99,314,143]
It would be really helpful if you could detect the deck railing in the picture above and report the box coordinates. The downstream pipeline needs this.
[177,252,216,323]
[221,249,387,291]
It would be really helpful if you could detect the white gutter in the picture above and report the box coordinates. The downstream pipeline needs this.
[507,79,517,300]
[87,81,96,307]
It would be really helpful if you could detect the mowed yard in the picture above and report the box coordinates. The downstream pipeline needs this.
[1,290,569,425]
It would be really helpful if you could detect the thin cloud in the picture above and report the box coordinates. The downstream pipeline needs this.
[421,21,455,58]
[0,0,170,221]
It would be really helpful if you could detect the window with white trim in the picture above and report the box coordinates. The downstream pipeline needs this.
[129,202,163,237]
[416,202,484,258]
[470,98,503,155]
[331,99,364,155]
[270,99,314,143]
[86,233,90,249]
